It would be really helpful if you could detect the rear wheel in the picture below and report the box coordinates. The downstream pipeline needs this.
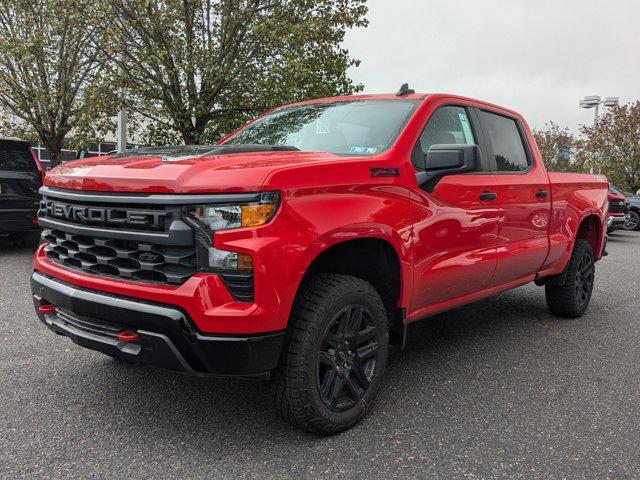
[624,210,640,231]
[545,239,595,318]
[271,273,388,435]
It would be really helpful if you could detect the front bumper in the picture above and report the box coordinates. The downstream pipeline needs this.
[607,214,627,229]
[31,271,284,378]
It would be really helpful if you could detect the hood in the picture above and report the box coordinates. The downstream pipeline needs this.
[608,192,625,201]
[44,147,345,193]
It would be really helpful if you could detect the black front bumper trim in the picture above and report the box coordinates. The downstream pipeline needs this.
[31,271,284,378]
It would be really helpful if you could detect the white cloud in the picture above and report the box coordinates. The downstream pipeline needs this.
[344,0,639,132]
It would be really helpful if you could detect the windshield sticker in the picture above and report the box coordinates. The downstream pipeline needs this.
[350,146,379,154]
[458,112,474,143]
[315,119,330,134]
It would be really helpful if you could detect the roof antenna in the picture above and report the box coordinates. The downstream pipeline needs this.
[396,83,415,96]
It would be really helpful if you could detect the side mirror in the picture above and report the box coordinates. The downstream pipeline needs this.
[415,144,480,189]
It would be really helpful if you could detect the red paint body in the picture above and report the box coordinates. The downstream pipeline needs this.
[34,94,608,334]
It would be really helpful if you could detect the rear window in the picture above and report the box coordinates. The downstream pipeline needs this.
[0,141,37,172]
[479,111,530,172]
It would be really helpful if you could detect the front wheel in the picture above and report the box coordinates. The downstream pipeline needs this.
[545,239,595,318]
[624,210,640,231]
[271,273,388,435]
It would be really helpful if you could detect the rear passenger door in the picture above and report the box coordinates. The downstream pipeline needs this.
[475,109,551,287]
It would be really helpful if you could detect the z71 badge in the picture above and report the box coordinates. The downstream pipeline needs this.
[370,167,400,178]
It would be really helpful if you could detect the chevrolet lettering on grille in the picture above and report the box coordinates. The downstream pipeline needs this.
[42,200,167,228]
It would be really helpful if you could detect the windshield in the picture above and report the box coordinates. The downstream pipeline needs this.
[223,100,418,156]
[610,185,625,196]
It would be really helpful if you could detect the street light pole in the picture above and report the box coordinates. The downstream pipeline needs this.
[579,95,619,173]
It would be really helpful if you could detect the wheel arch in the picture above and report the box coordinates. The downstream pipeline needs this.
[294,233,408,345]
[576,214,603,258]
[538,213,603,287]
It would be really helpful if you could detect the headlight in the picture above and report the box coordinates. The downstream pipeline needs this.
[183,192,279,273]
[183,191,280,233]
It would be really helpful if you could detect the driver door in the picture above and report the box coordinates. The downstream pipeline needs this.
[410,104,500,316]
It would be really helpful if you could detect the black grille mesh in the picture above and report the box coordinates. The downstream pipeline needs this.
[219,272,254,302]
[609,202,628,214]
[42,229,197,285]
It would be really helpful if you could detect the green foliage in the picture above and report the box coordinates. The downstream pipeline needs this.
[532,122,581,173]
[0,0,117,165]
[578,102,640,191]
[99,0,368,144]
[534,103,640,191]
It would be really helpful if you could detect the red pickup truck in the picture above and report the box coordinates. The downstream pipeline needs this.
[32,90,608,434]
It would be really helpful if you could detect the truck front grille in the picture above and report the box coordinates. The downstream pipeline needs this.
[609,201,628,215]
[42,229,197,285]
[37,187,260,297]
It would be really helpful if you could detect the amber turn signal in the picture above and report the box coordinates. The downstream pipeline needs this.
[241,204,277,227]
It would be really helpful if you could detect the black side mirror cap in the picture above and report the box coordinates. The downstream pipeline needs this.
[415,144,480,190]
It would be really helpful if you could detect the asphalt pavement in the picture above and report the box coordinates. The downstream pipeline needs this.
[1,232,640,479]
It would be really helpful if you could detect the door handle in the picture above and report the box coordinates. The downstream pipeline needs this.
[479,191,497,201]
[535,190,549,198]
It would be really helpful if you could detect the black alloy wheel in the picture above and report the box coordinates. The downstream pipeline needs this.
[574,248,594,310]
[316,304,381,412]
[624,211,640,231]
[545,239,595,318]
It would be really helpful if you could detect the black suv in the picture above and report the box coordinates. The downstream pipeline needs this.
[0,137,43,246]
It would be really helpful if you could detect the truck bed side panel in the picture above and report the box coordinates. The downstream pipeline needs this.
[540,172,608,275]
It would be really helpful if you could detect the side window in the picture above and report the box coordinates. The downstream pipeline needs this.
[479,111,530,172]
[413,106,475,169]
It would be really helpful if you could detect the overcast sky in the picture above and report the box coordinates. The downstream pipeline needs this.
[343,0,639,132]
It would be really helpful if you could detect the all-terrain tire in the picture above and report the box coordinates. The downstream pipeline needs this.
[271,273,388,435]
[545,239,595,318]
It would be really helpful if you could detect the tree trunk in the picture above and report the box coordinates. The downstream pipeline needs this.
[48,149,62,168]
[178,121,207,145]
[42,134,66,168]
[180,130,200,145]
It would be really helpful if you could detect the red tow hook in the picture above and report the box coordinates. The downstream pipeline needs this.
[38,305,56,314]
[118,330,139,342]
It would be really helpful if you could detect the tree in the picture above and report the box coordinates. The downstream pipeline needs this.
[0,0,116,166]
[532,121,581,172]
[579,102,640,191]
[99,0,368,144]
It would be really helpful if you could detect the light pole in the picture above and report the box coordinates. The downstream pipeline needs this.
[579,95,619,123]
[579,95,619,173]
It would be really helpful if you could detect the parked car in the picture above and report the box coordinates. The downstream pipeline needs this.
[606,186,630,233]
[610,185,640,231]
[31,91,609,434]
[0,137,44,246]
[625,196,640,231]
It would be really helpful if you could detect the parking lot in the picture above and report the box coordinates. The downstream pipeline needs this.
[0,232,639,479]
